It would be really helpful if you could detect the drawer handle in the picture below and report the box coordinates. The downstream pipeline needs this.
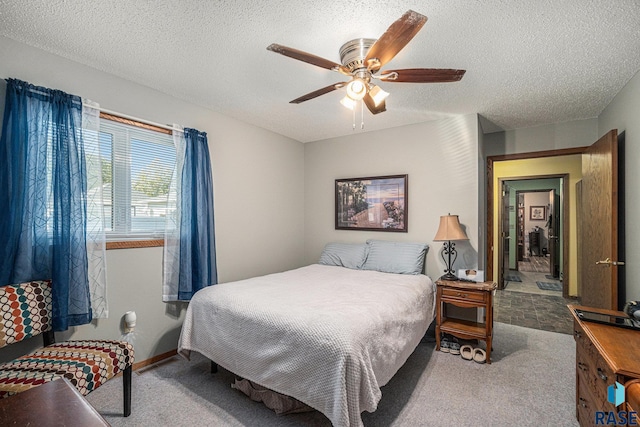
[577,362,588,372]
[597,368,608,381]
[456,292,468,298]
[574,330,582,339]
[579,397,588,408]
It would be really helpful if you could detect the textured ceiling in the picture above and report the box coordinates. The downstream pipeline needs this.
[1,1,639,142]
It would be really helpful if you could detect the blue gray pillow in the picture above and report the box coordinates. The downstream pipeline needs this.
[318,243,368,269]
[361,239,429,275]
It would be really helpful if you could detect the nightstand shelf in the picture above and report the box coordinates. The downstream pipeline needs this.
[440,318,488,338]
[435,279,497,363]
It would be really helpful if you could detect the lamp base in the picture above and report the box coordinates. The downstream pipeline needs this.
[439,272,459,281]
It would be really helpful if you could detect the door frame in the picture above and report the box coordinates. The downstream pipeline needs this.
[487,147,586,299]
[496,176,569,297]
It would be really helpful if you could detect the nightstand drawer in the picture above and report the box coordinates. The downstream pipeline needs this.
[442,287,485,302]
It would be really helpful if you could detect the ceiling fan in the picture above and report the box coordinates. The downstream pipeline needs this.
[266,10,465,115]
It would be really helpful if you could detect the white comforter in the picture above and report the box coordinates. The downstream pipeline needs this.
[178,264,436,427]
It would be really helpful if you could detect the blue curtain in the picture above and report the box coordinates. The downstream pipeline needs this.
[169,128,218,301]
[0,78,91,331]
[177,128,217,300]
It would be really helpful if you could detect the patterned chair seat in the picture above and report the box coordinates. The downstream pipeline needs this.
[0,340,134,398]
[0,280,134,416]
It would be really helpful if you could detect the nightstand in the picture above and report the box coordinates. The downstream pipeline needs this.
[435,279,497,363]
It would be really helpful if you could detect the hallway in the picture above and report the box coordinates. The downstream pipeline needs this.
[495,256,574,334]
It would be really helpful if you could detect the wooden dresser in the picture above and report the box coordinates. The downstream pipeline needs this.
[627,380,640,415]
[569,304,640,426]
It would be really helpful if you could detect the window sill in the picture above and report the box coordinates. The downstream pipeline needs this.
[106,240,164,250]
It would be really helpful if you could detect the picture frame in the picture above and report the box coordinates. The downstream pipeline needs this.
[458,269,485,283]
[530,206,546,221]
[335,174,407,232]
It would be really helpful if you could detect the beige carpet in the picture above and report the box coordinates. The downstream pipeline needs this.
[86,322,578,427]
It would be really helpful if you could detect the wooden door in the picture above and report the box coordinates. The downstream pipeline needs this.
[580,130,619,310]
[517,193,525,263]
[549,190,561,278]
[501,182,511,290]
[576,180,583,299]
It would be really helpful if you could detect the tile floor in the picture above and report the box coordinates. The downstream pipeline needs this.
[495,258,576,335]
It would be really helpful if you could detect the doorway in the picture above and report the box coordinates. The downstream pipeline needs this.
[487,148,584,335]
[496,176,573,334]
[503,183,563,290]
[486,132,622,334]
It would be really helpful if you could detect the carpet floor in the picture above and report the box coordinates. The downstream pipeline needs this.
[86,322,578,427]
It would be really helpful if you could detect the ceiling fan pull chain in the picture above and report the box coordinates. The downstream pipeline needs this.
[361,100,365,130]
[352,104,356,130]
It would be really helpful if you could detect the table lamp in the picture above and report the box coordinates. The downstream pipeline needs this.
[433,214,469,280]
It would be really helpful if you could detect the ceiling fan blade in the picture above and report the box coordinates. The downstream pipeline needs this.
[267,44,351,75]
[290,82,347,104]
[364,10,428,72]
[380,68,466,83]
[363,93,387,114]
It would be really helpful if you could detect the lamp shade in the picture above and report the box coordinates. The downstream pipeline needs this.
[368,84,389,107]
[346,79,367,100]
[340,95,356,110]
[433,215,469,241]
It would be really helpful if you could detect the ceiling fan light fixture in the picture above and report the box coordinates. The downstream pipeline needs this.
[346,78,367,100]
[267,10,466,121]
[368,84,389,107]
[340,95,356,110]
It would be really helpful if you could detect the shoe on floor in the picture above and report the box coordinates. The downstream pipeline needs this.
[449,340,461,355]
[473,348,487,364]
[440,338,451,353]
[460,345,473,360]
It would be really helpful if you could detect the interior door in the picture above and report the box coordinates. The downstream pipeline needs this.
[580,129,620,310]
[499,182,511,290]
[549,190,561,278]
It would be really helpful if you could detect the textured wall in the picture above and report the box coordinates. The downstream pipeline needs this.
[484,119,598,156]
[304,114,480,282]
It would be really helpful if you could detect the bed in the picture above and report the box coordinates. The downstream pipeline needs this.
[178,241,435,427]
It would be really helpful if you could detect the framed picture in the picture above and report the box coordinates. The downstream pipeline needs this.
[530,206,546,220]
[335,174,407,232]
[458,269,485,283]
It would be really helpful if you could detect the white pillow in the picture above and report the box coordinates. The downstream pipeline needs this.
[362,240,428,275]
[318,243,368,269]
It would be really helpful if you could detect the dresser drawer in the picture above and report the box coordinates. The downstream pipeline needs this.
[575,334,616,414]
[577,352,615,413]
[573,319,587,347]
[441,287,485,302]
[577,375,598,426]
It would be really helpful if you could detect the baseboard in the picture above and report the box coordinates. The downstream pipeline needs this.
[132,349,178,371]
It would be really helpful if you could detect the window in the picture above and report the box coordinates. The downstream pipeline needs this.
[97,117,176,241]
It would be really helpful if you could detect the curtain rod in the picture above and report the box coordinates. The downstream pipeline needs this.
[83,102,176,133]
